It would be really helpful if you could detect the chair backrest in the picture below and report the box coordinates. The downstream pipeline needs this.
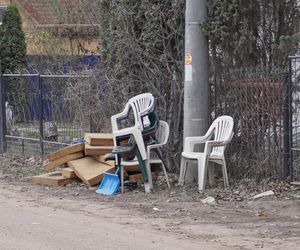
[128,93,155,129]
[210,116,234,156]
[155,120,169,145]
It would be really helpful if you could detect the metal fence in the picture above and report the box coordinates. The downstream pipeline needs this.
[1,62,300,182]
[287,55,300,182]
[0,68,110,158]
[211,70,286,180]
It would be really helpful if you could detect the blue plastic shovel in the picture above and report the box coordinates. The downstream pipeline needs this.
[96,168,120,196]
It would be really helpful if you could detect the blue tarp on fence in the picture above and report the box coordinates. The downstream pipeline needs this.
[26,54,101,120]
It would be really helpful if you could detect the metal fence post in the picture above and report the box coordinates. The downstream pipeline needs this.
[0,74,6,153]
[38,75,44,158]
[288,58,293,182]
[89,76,94,133]
[283,72,290,179]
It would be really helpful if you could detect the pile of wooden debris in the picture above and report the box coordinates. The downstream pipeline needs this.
[32,133,152,187]
[32,133,115,187]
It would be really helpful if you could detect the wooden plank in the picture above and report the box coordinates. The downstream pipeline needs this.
[92,154,109,162]
[124,165,140,172]
[67,157,114,186]
[91,156,129,178]
[91,154,115,167]
[62,168,77,179]
[84,133,114,146]
[129,172,157,183]
[122,160,141,172]
[84,142,114,156]
[32,171,73,186]
[47,143,85,161]
[43,152,84,171]
[91,155,128,178]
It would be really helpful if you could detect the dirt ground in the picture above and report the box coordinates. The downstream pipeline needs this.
[0,154,299,250]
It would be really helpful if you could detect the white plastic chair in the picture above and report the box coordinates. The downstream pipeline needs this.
[111,93,155,160]
[121,120,170,192]
[179,116,234,191]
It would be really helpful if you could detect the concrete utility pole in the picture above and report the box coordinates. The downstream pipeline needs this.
[0,74,5,153]
[183,0,209,181]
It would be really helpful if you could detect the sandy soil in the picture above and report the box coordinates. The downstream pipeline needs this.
[0,154,299,249]
[0,178,299,250]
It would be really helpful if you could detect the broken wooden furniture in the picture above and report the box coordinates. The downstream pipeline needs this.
[68,156,114,186]
[179,116,234,191]
[84,133,114,146]
[84,133,114,155]
[43,152,84,172]
[32,171,73,186]
[34,133,115,187]
[47,143,85,161]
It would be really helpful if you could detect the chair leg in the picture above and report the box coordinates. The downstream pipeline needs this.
[179,160,189,186]
[198,158,208,191]
[161,162,170,188]
[133,131,147,160]
[182,161,188,184]
[179,157,185,185]
[145,159,153,189]
[144,160,151,193]
[208,162,215,187]
[142,157,151,193]
[222,158,229,188]
[121,165,124,193]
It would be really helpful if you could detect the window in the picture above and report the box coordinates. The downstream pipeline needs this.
[0,6,7,25]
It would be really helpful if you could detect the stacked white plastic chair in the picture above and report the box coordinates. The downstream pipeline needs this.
[111,93,156,192]
[179,116,234,191]
[111,93,155,161]
[121,120,170,191]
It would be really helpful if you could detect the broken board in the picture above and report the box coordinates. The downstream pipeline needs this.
[129,172,157,183]
[32,171,73,186]
[44,152,84,171]
[92,155,139,173]
[122,160,141,172]
[84,133,114,146]
[84,142,114,156]
[47,143,84,161]
[92,154,115,167]
[124,165,140,172]
[67,157,114,186]
[62,168,77,179]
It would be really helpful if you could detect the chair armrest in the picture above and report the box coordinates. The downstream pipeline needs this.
[184,133,213,151]
[112,126,138,142]
[146,145,165,165]
[205,140,227,148]
[183,125,216,151]
[204,132,234,154]
[147,143,165,151]
[184,137,204,152]
[111,104,130,132]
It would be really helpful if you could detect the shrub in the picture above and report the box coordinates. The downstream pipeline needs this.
[0,5,26,73]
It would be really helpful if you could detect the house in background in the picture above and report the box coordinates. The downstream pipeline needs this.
[0,0,100,55]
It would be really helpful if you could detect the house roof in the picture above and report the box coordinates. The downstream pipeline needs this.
[15,0,100,36]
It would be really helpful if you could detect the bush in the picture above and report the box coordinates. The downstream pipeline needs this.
[0,5,26,73]
[99,0,185,172]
